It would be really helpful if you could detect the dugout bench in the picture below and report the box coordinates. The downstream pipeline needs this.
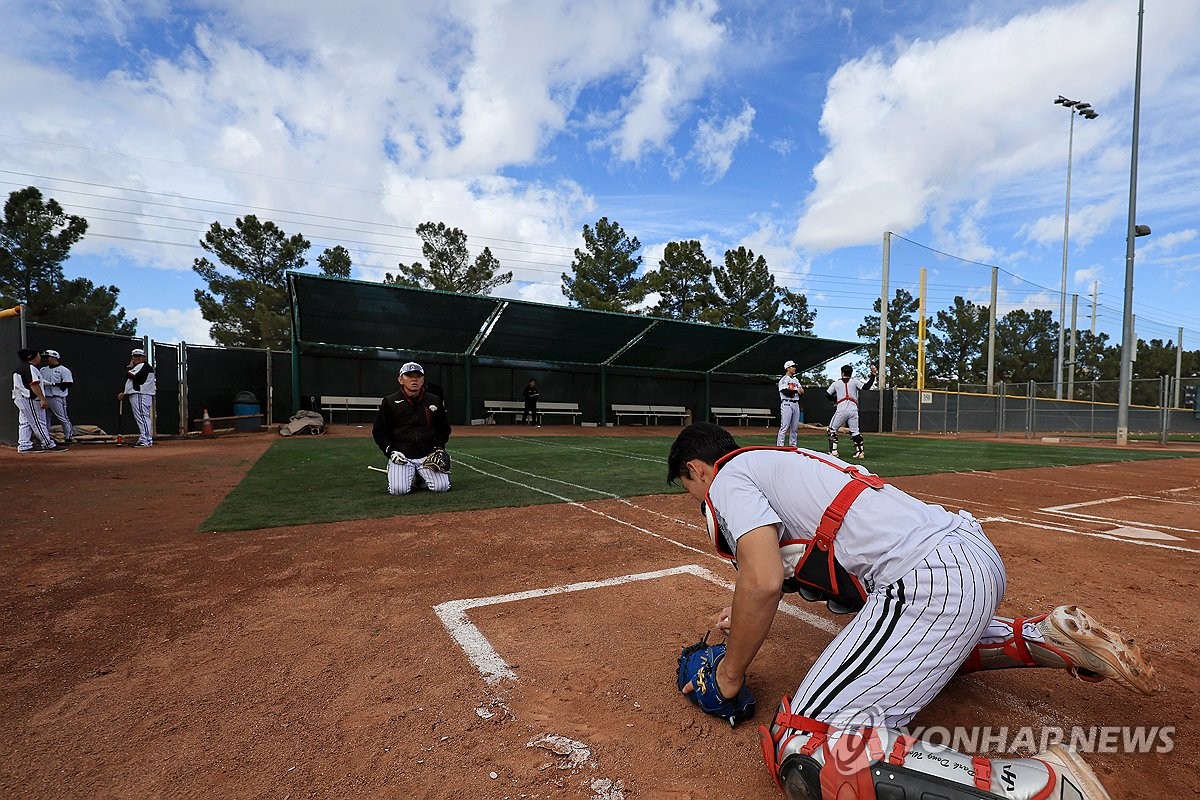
[484,399,582,425]
[711,406,775,426]
[320,395,382,423]
[611,404,689,425]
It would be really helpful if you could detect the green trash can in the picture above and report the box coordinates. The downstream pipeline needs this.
[233,391,262,432]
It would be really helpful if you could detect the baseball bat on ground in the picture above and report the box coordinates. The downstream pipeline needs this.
[367,465,386,474]
[116,397,125,446]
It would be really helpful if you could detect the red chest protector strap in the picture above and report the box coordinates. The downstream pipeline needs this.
[708,448,886,612]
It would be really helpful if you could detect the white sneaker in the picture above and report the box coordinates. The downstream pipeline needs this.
[1035,745,1111,800]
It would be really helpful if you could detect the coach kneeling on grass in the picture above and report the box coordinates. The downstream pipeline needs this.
[372,361,452,495]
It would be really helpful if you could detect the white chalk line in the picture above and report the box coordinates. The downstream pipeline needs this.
[455,451,700,532]
[434,564,838,687]
[497,435,663,464]
[910,481,1200,551]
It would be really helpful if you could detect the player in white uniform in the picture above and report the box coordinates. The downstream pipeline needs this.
[825,363,875,459]
[667,423,1158,799]
[118,347,156,447]
[12,348,64,453]
[776,360,804,447]
[39,349,75,443]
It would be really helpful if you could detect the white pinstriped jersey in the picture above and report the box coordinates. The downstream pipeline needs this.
[12,365,40,400]
[124,363,156,395]
[39,364,73,397]
[705,448,960,587]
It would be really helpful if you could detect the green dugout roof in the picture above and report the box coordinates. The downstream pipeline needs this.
[288,273,861,376]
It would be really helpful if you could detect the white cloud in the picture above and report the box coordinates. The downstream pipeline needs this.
[792,0,1200,252]
[134,306,213,344]
[610,0,728,162]
[691,101,756,182]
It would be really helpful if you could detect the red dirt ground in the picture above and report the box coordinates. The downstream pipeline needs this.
[2,426,1196,799]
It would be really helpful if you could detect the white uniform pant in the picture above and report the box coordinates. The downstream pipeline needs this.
[14,397,56,451]
[777,401,801,447]
[387,457,451,495]
[45,396,73,439]
[828,401,861,436]
[791,512,1005,729]
[128,392,154,445]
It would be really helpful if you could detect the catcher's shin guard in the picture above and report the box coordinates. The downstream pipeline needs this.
[828,431,839,457]
[959,606,1161,695]
[758,698,1112,799]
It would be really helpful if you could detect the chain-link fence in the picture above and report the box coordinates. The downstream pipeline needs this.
[894,377,1200,439]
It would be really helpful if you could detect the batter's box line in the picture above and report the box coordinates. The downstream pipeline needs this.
[434,565,839,686]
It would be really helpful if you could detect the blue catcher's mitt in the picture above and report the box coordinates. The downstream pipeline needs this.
[676,633,756,727]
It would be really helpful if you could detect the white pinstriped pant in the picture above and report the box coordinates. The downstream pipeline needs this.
[45,395,73,439]
[777,401,801,447]
[387,458,451,495]
[127,392,154,445]
[791,512,1005,729]
[13,396,55,450]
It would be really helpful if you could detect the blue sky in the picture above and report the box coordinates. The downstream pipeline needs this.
[2,0,1197,365]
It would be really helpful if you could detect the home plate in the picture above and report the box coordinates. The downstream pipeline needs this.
[1105,526,1182,541]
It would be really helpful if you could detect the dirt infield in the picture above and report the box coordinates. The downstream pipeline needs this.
[2,427,1196,798]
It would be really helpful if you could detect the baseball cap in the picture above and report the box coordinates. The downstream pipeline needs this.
[18,348,38,362]
[131,348,146,356]
[43,349,61,360]
[783,360,796,370]
[400,361,425,375]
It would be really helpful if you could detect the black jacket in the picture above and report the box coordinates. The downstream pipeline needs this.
[372,388,451,458]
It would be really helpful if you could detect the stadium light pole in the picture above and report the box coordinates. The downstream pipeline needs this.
[1053,95,1098,400]
[1117,0,1148,446]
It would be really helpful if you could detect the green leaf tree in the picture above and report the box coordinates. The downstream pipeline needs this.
[317,245,352,278]
[385,222,512,295]
[561,217,646,312]
[775,287,817,335]
[994,308,1058,386]
[710,246,778,329]
[0,186,135,333]
[927,296,989,387]
[192,214,313,349]
[643,240,718,322]
[857,288,921,387]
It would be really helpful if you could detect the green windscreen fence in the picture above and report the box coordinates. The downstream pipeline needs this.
[289,273,862,425]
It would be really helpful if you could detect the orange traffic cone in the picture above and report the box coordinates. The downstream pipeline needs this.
[201,408,214,436]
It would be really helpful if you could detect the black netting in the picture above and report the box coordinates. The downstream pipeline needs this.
[153,342,180,435]
[184,345,274,431]
[1,312,22,445]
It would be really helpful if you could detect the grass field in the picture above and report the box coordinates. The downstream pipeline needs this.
[199,431,1199,532]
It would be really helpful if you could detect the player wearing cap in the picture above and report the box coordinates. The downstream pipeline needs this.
[372,361,453,495]
[776,360,804,448]
[117,348,156,447]
[825,363,876,459]
[12,348,65,453]
[39,349,75,444]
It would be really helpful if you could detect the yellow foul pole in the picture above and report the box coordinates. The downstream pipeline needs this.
[917,268,927,394]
